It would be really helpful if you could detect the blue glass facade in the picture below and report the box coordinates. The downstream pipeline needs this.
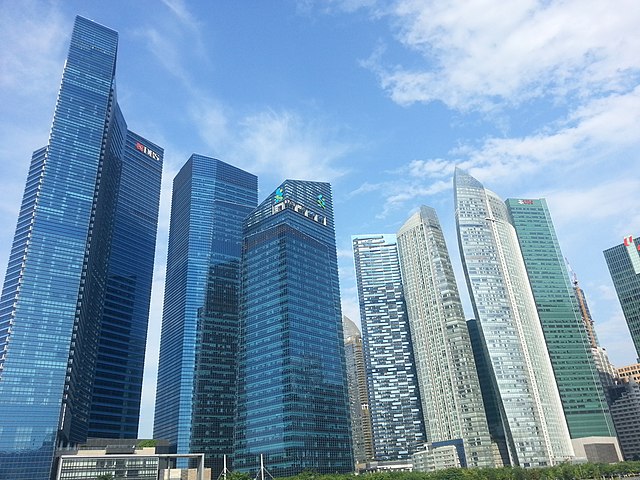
[88,131,163,438]
[0,17,162,480]
[153,155,257,474]
[235,180,353,476]
[352,235,426,462]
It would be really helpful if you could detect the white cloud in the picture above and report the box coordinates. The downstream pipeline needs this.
[384,86,640,193]
[189,104,356,184]
[544,179,640,233]
[237,110,353,182]
[368,0,640,110]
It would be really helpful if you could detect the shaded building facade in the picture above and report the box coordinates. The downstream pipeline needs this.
[454,168,573,467]
[396,206,494,468]
[234,180,352,476]
[343,316,374,465]
[604,235,640,361]
[506,198,615,443]
[0,17,162,480]
[352,235,426,463]
[153,156,257,474]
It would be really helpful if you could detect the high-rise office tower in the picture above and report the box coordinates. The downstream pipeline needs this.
[153,155,257,474]
[343,315,374,466]
[396,206,494,469]
[234,180,352,476]
[506,199,616,448]
[88,131,163,439]
[0,17,163,480]
[352,235,426,463]
[454,168,573,467]
[604,235,640,361]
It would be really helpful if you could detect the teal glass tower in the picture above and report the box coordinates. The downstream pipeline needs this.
[506,199,615,441]
[234,180,353,476]
[153,155,257,474]
[604,235,640,361]
[0,17,163,480]
[352,234,426,462]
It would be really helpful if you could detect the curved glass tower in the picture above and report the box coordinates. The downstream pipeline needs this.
[396,206,494,468]
[454,168,573,467]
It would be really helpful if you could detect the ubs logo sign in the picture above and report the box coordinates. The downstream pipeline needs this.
[135,142,160,161]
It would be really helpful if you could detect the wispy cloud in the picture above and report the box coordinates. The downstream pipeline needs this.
[349,177,450,218]
[189,103,356,184]
[236,110,353,182]
[0,2,68,94]
[160,0,201,30]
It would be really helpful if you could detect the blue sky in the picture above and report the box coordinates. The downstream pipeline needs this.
[1,0,639,438]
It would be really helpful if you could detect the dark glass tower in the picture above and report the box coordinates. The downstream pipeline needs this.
[352,234,426,462]
[234,180,353,476]
[88,131,163,438]
[506,198,615,441]
[0,17,163,480]
[604,235,640,361]
[153,155,257,474]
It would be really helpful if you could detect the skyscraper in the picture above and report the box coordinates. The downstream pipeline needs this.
[343,315,374,466]
[0,17,163,480]
[88,131,163,439]
[604,235,640,361]
[396,206,494,468]
[153,155,257,473]
[352,235,426,463]
[454,168,573,467]
[506,199,616,446]
[234,180,352,476]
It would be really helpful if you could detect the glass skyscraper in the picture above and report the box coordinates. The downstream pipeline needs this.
[153,155,257,474]
[604,235,640,361]
[0,17,163,480]
[506,198,615,442]
[234,180,353,476]
[454,168,573,467]
[352,234,426,462]
[396,206,494,468]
